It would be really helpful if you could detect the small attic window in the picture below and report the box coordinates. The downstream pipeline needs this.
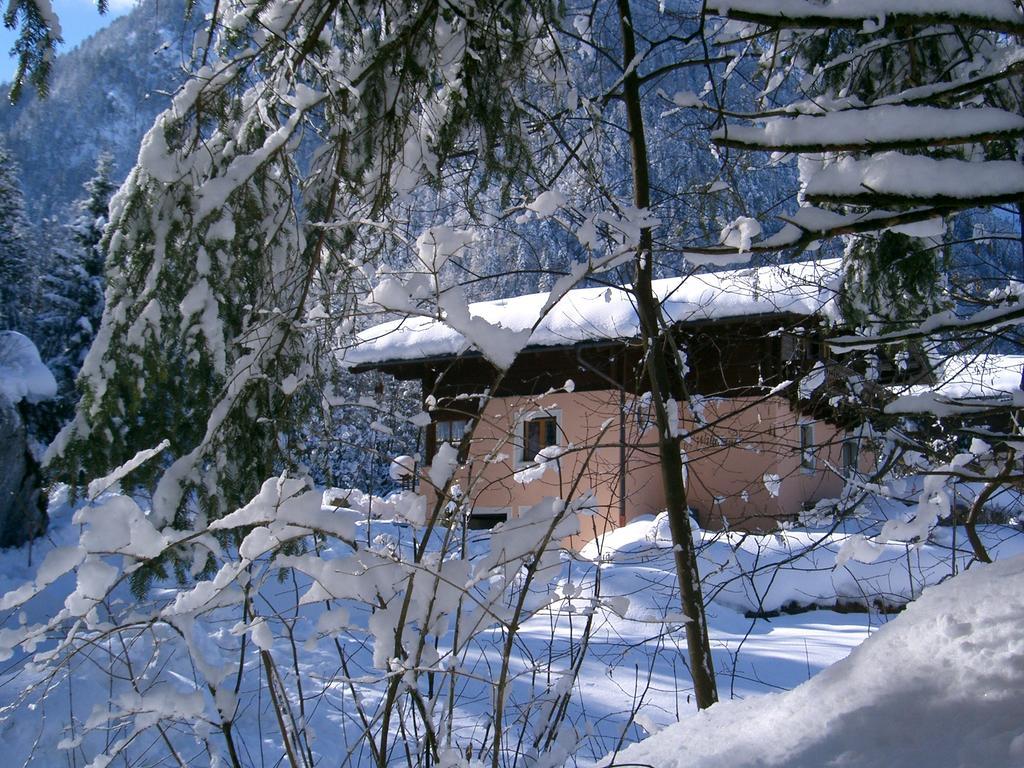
[782,333,824,365]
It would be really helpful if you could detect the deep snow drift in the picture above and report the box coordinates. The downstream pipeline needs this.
[0,487,1020,767]
[605,554,1024,768]
[585,507,1024,616]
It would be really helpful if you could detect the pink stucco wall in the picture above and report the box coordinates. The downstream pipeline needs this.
[427,391,664,548]
[423,389,857,544]
[680,396,847,530]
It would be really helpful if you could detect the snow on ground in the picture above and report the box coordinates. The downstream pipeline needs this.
[584,505,1024,616]
[605,553,1024,768]
[0,487,1020,766]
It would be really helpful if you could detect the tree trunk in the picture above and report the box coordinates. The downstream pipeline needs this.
[616,0,718,709]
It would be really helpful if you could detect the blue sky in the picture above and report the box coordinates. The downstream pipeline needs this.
[0,0,132,84]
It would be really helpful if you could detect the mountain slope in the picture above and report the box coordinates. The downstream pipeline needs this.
[0,0,199,220]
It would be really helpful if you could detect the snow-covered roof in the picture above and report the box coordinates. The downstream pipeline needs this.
[345,259,841,368]
[934,355,1024,399]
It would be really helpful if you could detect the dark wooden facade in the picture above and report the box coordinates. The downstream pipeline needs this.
[354,313,822,401]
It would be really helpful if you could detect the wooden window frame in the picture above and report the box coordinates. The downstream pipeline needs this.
[428,417,472,463]
[516,409,561,467]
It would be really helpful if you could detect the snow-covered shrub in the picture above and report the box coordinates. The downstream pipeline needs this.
[0,472,600,767]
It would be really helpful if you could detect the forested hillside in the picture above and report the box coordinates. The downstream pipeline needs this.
[0,0,197,221]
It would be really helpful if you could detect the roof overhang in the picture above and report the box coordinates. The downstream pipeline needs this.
[347,311,818,376]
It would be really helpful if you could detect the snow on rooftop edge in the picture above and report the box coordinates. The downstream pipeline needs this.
[933,355,1024,399]
[602,555,1024,768]
[344,259,841,367]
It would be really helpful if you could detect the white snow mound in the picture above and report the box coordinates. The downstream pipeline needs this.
[605,555,1024,768]
[0,331,57,404]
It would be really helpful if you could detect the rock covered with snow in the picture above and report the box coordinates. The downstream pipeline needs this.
[0,397,48,548]
[604,555,1024,768]
[0,333,54,548]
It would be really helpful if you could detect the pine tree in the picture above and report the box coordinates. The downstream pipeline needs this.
[688,4,1024,342]
[34,153,116,439]
[42,2,561,537]
[695,2,1024,558]
[0,139,34,333]
[698,3,1024,281]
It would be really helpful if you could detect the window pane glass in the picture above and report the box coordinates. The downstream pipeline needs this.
[800,423,815,469]
[843,441,858,474]
[437,419,467,443]
[525,420,541,459]
[544,417,556,448]
[467,509,507,530]
[523,415,557,460]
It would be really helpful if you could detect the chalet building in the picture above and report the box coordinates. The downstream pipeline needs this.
[345,259,866,541]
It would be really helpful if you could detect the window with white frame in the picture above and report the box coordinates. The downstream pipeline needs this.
[518,409,560,465]
[799,421,816,470]
[842,439,859,476]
